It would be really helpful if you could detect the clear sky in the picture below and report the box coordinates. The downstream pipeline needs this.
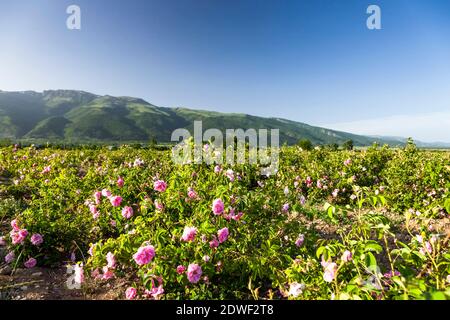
[0,0,449,142]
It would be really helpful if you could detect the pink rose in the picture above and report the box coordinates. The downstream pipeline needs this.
[154,200,164,211]
[94,191,102,204]
[106,252,117,269]
[11,219,20,231]
[117,176,124,188]
[102,189,112,197]
[153,180,167,192]
[5,251,15,264]
[125,287,137,300]
[74,264,84,284]
[295,234,304,247]
[102,266,115,280]
[187,263,202,284]
[187,188,198,199]
[341,250,352,262]
[31,233,43,246]
[181,226,197,242]
[217,227,229,243]
[121,206,134,219]
[24,257,37,268]
[212,198,224,215]
[109,196,123,207]
[176,265,186,274]
[209,237,219,249]
[133,245,155,266]
[323,262,338,283]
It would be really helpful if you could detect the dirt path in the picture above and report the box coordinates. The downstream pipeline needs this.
[0,266,126,300]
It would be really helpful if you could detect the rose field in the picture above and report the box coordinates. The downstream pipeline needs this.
[0,142,449,300]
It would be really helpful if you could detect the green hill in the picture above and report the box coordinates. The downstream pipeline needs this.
[0,89,409,146]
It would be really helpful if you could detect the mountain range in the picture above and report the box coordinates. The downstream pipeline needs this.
[0,89,446,147]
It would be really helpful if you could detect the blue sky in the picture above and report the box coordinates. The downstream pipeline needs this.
[0,0,449,142]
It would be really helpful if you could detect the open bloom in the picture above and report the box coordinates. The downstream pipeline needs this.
[24,257,37,268]
[341,250,352,263]
[288,282,305,298]
[187,188,198,199]
[102,189,111,197]
[94,191,102,204]
[344,159,352,166]
[11,219,20,231]
[31,233,44,246]
[217,227,229,243]
[295,234,305,247]
[74,263,84,284]
[145,285,164,300]
[212,198,224,215]
[109,196,123,207]
[5,251,15,264]
[102,266,114,280]
[282,203,289,212]
[125,287,137,300]
[181,226,197,242]
[153,180,167,192]
[187,263,202,283]
[225,169,235,182]
[133,245,155,266]
[121,206,134,219]
[209,237,219,248]
[323,262,338,283]
[176,265,186,274]
[106,252,116,269]
[154,200,164,211]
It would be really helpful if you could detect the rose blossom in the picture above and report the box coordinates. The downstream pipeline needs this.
[74,264,84,284]
[323,262,338,283]
[217,227,229,243]
[295,234,305,247]
[133,245,155,266]
[11,219,20,231]
[153,180,167,192]
[125,287,137,300]
[106,252,117,269]
[24,257,37,268]
[288,282,305,298]
[187,263,202,284]
[209,237,219,248]
[101,189,111,197]
[30,233,44,246]
[117,176,124,188]
[121,206,134,219]
[176,265,186,274]
[94,191,102,204]
[341,250,352,262]
[181,226,197,242]
[102,266,114,280]
[109,196,123,207]
[212,198,224,215]
[5,251,15,264]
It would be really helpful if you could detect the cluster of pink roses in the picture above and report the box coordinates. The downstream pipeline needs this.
[88,250,117,281]
[4,219,42,268]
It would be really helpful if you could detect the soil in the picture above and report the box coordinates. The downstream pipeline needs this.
[0,265,127,300]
